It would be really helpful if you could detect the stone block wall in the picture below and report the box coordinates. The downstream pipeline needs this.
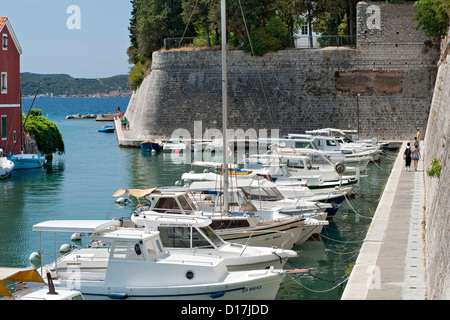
[423,36,450,299]
[125,1,439,142]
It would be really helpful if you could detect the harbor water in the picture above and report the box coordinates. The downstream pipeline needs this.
[0,97,398,300]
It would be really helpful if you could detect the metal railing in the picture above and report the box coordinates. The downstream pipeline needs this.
[163,34,356,50]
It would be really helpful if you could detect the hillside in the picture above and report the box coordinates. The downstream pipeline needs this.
[20,73,131,97]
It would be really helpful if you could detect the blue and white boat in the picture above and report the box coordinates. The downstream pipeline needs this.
[98,125,115,133]
[140,140,162,152]
[7,153,45,170]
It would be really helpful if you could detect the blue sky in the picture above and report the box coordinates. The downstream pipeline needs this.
[2,0,133,78]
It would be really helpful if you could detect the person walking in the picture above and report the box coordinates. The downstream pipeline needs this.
[122,117,128,130]
[412,144,421,171]
[416,128,421,141]
[404,142,412,171]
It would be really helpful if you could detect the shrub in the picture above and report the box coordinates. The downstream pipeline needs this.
[24,109,65,155]
[128,61,145,90]
[426,156,442,178]
[244,17,289,56]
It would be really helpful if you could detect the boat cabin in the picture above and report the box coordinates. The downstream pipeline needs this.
[132,212,226,250]
[145,190,197,214]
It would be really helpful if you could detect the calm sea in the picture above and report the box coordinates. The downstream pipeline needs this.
[0,97,397,300]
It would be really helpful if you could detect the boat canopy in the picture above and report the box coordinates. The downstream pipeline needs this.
[0,268,45,297]
[132,212,212,228]
[32,220,120,233]
[191,161,239,169]
[113,187,158,198]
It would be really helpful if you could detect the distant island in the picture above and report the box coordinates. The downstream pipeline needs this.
[20,73,132,98]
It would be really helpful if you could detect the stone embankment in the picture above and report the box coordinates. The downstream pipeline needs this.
[122,2,439,145]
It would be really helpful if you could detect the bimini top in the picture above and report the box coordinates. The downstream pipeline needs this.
[113,187,158,198]
[0,267,45,297]
[32,220,121,233]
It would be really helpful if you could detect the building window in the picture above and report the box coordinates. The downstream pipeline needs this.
[13,130,16,143]
[2,34,7,50]
[1,115,7,140]
[1,73,7,94]
[301,25,308,35]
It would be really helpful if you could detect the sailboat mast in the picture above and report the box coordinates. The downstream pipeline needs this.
[221,0,229,213]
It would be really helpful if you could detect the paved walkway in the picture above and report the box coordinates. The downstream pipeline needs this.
[341,141,426,300]
[114,118,143,147]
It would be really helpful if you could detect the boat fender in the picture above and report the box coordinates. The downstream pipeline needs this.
[59,243,71,254]
[29,252,42,268]
[71,233,82,241]
[210,291,225,299]
[29,251,41,262]
[108,293,129,300]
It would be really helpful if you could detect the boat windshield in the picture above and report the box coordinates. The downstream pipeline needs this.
[158,226,222,249]
[178,195,195,212]
[153,197,180,213]
[309,154,331,165]
[198,226,224,247]
[295,141,314,149]
[241,186,284,201]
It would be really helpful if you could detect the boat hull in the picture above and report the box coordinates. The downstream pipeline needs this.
[8,154,45,170]
[0,158,14,178]
[141,141,161,152]
[214,219,304,249]
[52,269,285,300]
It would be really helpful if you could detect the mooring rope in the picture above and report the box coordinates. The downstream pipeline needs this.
[285,273,349,293]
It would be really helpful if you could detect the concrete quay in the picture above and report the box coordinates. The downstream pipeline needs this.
[114,118,143,147]
[341,141,426,300]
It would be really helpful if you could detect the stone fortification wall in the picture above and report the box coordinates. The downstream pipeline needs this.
[423,35,450,299]
[125,2,439,141]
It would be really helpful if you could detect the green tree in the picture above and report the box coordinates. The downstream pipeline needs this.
[276,0,309,47]
[127,0,195,63]
[413,0,449,39]
[182,0,218,47]
[24,109,65,156]
[244,17,290,56]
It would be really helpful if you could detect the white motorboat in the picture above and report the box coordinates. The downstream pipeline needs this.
[308,127,389,151]
[0,149,14,179]
[130,211,298,271]
[183,161,347,219]
[182,178,329,244]
[289,133,381,163]
[162,139,189,152]
[32,219,288,300]
[260,134,373,167]
[114,188,305,249]
[243,151,358,197]
[0,267,83,300]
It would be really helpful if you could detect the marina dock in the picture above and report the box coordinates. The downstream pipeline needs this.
[66,114,119,121]
[342,141,426,300]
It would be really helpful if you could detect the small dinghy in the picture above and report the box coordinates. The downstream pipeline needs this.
[98,125,115,133]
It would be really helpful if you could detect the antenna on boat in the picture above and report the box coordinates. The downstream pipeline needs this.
[11,82,41,155]
[221,0,229,214]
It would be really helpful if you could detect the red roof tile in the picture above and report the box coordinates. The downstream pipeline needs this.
[0,17,7,30]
